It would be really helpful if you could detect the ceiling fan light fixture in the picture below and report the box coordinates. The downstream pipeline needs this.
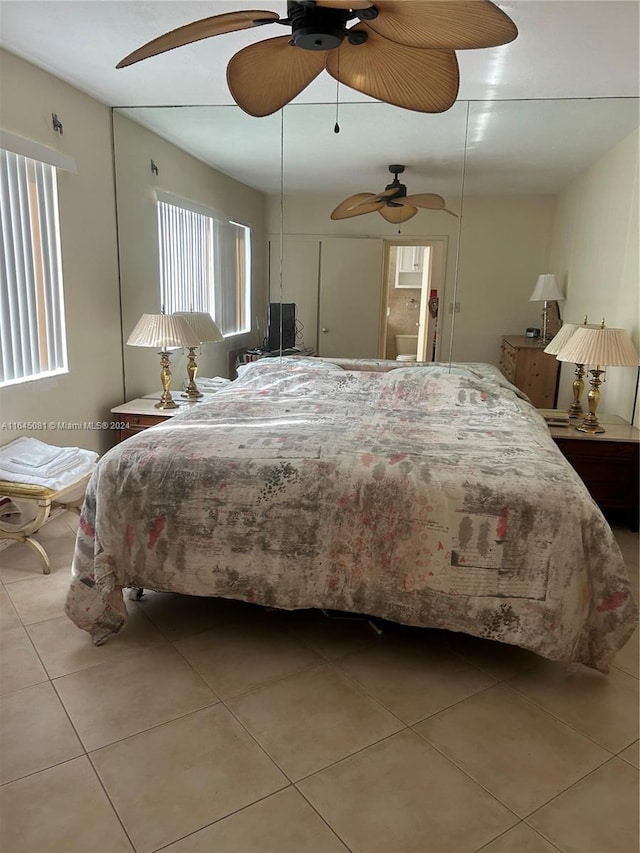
[117,0,517,116]
[331,165,457,222]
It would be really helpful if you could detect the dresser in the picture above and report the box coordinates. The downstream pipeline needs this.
[499,335,559,407]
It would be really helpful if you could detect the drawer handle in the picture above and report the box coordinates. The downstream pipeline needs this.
[132,416,140,424]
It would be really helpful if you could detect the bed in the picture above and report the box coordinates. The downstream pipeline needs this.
[65,358,638,672]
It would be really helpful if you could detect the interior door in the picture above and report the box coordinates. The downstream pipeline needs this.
[318,237,384,358]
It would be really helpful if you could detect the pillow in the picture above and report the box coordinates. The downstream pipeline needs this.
[235,357,342,378]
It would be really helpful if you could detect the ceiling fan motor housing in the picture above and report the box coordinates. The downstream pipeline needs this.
[288,1,352,50]
[385,165,407,201]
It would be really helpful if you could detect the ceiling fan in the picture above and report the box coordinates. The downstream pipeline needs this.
[117,1,518,117]
[331,165,458,223]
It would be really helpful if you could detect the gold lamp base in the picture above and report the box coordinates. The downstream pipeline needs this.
[156,397,179,410]
[181,347,203,401]
[575,367,605,434]
[575,417,605,434]
[155,351,179,409]
[568,363,585,418]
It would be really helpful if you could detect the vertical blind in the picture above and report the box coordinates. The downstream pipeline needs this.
[157,199,250,336]
[0,149,67,386]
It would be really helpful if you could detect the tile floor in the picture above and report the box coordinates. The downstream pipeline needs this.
[0,511,638,853]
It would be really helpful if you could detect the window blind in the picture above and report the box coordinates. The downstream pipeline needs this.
[157,199,251,337]
[0,149,67,386]
[157,201,213,315]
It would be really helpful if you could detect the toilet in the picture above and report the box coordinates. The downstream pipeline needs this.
[395,334,418,362]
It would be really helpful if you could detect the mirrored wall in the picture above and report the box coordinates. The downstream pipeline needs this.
[113,97,639,419]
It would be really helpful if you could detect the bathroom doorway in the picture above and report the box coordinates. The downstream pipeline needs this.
[379,239,447,362]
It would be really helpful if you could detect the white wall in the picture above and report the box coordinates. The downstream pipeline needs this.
[550,129,639,424]
[0,49,122,453]
[454,196,557,363]
[113,112,269,398]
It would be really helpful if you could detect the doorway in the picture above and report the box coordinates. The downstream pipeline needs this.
[379,238,448,362]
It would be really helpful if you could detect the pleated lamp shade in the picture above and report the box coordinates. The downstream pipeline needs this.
[126,314,200,349]
[555,327,640,367]
[174,312,223,344]
[529,274,565,302]
[544,322,600,356]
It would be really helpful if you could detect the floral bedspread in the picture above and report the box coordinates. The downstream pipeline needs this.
[66,359,638,671]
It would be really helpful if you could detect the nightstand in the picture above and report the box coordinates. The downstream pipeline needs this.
[547,415,639,529]
[111,391,224,443]
[110,398,180,443]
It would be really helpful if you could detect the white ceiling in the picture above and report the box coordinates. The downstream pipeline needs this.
[1,1,639,197]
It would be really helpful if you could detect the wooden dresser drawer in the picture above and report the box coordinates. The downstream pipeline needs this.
[498,360,514,382]
[498,336,559,408]
[114,408,172,443]
[501,340,516,363]
[119,412,167,430]
[499,341,516,381]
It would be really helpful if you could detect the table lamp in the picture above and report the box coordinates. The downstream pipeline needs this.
[126,313,200,409]
[529,274,565,345]
[544,317,600,417]
[554,321,640,433]
[174,311,224,400]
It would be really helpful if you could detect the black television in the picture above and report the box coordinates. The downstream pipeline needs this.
[267,302,296,351]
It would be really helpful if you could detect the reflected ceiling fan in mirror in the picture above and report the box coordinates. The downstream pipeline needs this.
[331,165,458,222]
[117,1,518,117]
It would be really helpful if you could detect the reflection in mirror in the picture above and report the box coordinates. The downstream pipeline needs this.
[381,239,447,362]
[113,97,638,422]
[113,105,280,400]
[113,101,467,387]
[274,101,468,362]
[457,98,638,422]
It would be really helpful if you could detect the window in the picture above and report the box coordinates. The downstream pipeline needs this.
[0,149,67,386]
[157,195,251,336]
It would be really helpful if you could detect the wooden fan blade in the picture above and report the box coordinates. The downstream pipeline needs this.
[316,0,375,8]
[227,37,326,117]
[351,187,397,207]
[402,193,446,210]
[375,188,401,201]
[379,204,418,224]
[326,28,459,113]
[331,193,385,220]
[364,1,518,50]
[117,11,280,68]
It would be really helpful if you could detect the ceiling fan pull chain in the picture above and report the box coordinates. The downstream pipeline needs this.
[334,48,340,133]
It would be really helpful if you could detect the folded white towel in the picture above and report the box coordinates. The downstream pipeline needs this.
[2,447,80,478]
[9,445,66,468]
[0,437,61,467]
[0,438,98,491]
